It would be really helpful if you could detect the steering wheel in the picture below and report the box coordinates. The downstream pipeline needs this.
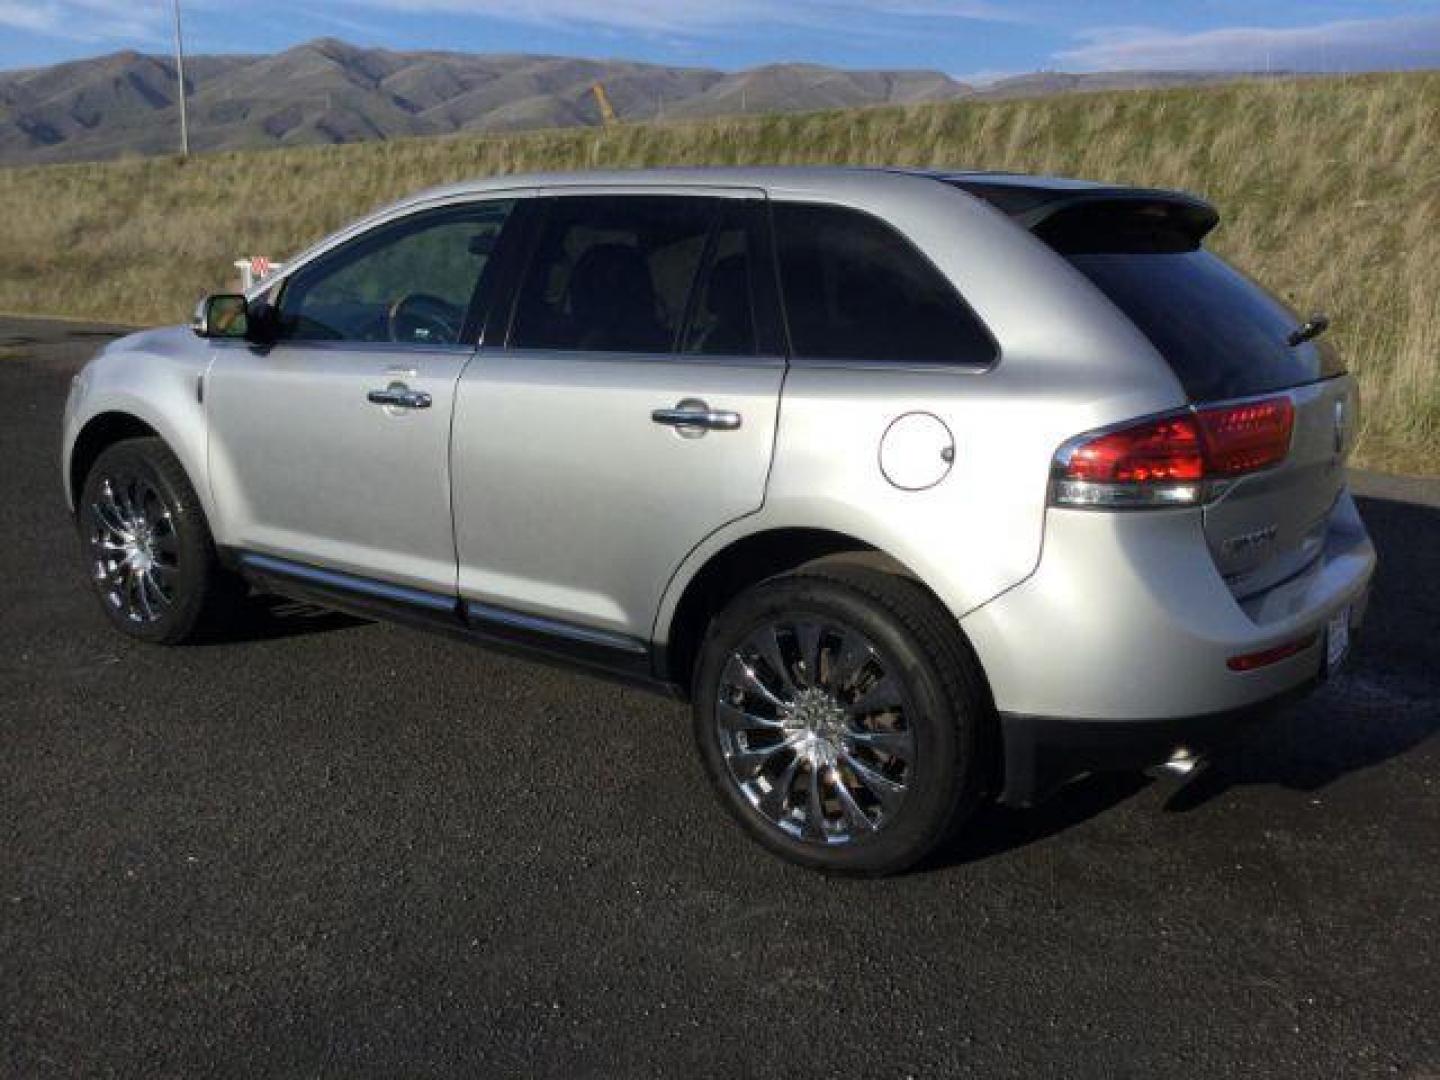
[387,293,463,345]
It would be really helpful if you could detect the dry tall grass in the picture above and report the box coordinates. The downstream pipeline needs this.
[0,72,1435,472]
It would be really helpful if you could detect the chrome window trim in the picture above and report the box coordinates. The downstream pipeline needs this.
[785,356,994,374]
[492,346,787,370]
[225,339,478,358]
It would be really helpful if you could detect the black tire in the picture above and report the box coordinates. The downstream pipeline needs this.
[77,437,245,645]
[692,563,992,876]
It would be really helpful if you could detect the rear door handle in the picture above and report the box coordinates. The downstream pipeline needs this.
[651,398,742,434]
[367,383,432,410]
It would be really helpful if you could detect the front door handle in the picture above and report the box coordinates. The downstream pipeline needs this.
[367,383,432,410]
[651,398,742,435]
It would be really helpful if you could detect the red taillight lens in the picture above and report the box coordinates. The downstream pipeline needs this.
[1053,395,1294,509]
[1196,398,1295,477]
[1065,415,1204,484]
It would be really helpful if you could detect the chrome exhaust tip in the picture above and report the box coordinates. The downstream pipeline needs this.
[1158,746,1204,779]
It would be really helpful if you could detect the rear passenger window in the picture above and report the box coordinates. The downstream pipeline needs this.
[683,202,779,358]
[772,203,995,366]
[510,196,715,354]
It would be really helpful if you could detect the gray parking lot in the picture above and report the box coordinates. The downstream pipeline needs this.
[2,316,1437,1078]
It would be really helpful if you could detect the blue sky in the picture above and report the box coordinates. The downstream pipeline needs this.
[1,0,1438,80]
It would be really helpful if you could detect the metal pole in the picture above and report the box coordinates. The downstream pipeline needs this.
[172,0,190,156]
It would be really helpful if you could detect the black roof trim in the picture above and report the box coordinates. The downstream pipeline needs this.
[876,166,1221,247]
[926,172,1219,246]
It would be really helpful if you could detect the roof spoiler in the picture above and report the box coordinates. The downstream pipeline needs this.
[1019,190,1220,254]
[948,178,1220,254]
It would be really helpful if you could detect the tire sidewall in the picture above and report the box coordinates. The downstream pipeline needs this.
[78,440,213,645]
[693,574,971,875]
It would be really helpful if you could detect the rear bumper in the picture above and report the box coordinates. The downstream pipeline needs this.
[961,488,1375,804]
[996,674,1322,806]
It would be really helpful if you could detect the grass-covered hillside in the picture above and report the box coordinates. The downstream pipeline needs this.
[0,72,1434,472]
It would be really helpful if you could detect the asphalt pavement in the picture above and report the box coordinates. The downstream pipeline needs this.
[2,316,1437,1078]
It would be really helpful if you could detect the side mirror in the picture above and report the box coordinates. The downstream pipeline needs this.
[192,294,281,345]
[192,294,250,340]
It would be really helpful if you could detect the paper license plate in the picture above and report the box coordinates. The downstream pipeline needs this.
[1326,607,1351,674]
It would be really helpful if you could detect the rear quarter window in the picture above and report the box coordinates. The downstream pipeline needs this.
[771,202,995,367]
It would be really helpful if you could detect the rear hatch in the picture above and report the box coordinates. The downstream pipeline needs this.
[956,181,1354,601]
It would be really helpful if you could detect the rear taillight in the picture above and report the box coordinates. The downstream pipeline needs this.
[1194,397,1295,477]
[1052,396,1294,509]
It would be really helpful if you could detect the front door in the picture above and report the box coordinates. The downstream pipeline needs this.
[452,192,786,643]
[206,199,516,594]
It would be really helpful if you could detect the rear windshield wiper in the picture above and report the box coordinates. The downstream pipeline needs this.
[1287,313,1330,347]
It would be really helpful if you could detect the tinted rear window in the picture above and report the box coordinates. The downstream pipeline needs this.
[510,195,714,354]
[1067,250,1344,402]
[682,201,782,358]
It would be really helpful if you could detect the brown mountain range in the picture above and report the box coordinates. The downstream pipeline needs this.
[0,38,1283,165]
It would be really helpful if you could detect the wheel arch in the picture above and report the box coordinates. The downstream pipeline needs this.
[656,525,979,700]
[67,411,163,514]
[660,524,1005,808]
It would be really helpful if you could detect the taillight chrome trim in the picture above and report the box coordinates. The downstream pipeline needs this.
[1051,478,1205,509]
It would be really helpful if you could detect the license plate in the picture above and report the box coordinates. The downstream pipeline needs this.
[1326,607,1351,674]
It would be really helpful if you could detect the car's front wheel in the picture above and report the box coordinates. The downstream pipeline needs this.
[78,437,244,644]
[692,564,992,876]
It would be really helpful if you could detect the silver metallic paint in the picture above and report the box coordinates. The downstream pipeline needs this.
[63,166,1376,727]
[206,339,474,595]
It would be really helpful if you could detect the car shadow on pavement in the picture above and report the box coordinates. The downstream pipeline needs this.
[1165,492,1439,811]
[204,594,369,644]
[928,771,1155,870]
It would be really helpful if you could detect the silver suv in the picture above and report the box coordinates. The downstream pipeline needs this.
[62,168,1376,874]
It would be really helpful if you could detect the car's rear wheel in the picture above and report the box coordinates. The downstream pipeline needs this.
[78,437,244,644]
[692,564,991,876]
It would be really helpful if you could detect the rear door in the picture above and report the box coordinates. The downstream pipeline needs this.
[451,190,785,642]
[1065,244,1355,598]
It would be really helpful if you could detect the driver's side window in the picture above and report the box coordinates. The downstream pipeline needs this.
[277,200,515,346]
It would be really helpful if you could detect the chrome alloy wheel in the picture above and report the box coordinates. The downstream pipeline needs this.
[87,473,180,624]
[715,621,915,844]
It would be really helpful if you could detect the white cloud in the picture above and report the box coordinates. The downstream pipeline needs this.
[341,0,771,34]
[0,0,163,44]
[1057,14,1440,73]
[954,67,1027,87]
[829,1,1035,22]
[334,0,1033,35]
[0,2,57,33]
